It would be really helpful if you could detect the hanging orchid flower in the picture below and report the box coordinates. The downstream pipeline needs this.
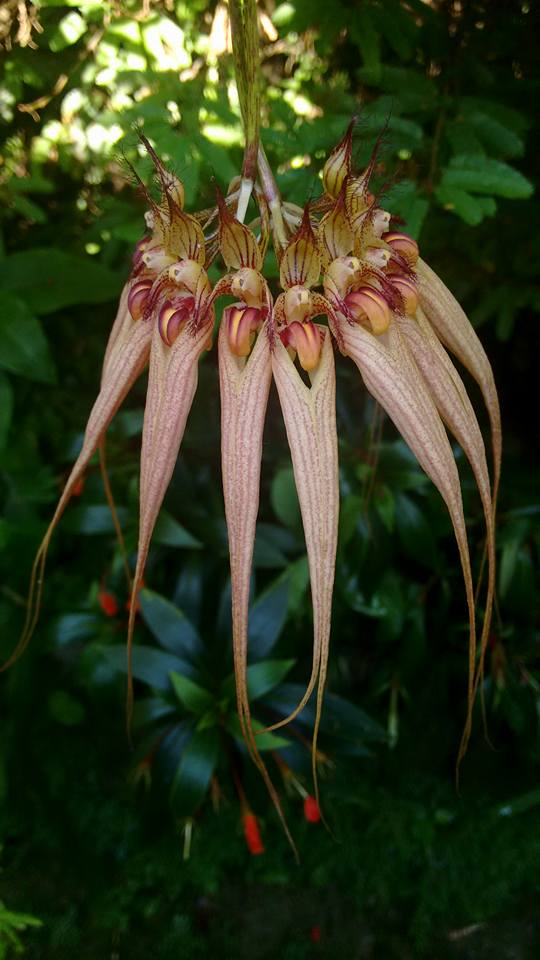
[6,0,500,847]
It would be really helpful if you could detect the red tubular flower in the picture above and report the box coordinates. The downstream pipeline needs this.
[98,590,118,617]
[242,812,265,855]
[303,795,321,823]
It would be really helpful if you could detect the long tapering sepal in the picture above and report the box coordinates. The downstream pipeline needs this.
[396,308,497,754]
[218,323,297,853]
[271,328,339,803]
[338,317,478,736]
[3,294,152,672]
[126,313,214,721]
[416,259,502,505]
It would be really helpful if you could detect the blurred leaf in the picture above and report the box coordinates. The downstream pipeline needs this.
[435,185,496,226]
[226,714,290,751]
[63,504,128,535]
[152,511,202,549]
[49,612,99,646]
[170,671,214,714]
[100,645,196,689]
[0,250,121,314]
[139,588,201,659]
[221,659,295,702]
[271,467,301,529]
[249,573,291,659]
[170,727,220,816]
[0,373,13,449]
[0,293,56,383]
[48,690,86,726]
[49,12,86,50]
[440,156,533,199]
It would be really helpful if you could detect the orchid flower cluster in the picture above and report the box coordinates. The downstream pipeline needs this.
[11,118,500,839]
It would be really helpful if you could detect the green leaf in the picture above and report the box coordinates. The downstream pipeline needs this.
[440,156,533,199]
[351,7,381,81]
[170,727,220,816]
[249,573,291,659]
[226,714,290,751]
[435,185,496,226]
[0,293,56,383]
[170,671,214,714]
[465,110,524,158]
[152,510,202,548]
[63,504,129,535]
[384,180,429,239]
[139,588,201,659]
[271,467,301,529]
[49,12,86,50]
[221,659,295,702]
[0,372,13,449]
[11,194,47,224]
[0,249,121,314]
[395,493,440,570]
[49,612,99,646]
[446,120,485,157]
[100,645,196,689]
[48,690,86,726]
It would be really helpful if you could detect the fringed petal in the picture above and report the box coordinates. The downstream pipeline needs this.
[416,259,502,504]
[338,317,478,739]
[271,328,339,804]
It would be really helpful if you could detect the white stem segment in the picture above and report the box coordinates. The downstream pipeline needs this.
[271,328,339,802]
[339,318,477,723]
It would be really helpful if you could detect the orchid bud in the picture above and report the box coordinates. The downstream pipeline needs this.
[390,275,419,316]
[128,278,154,320]
[322,120,354,199]
[383,231,419,266]
[158,295,194,346]
[230,268,265,308]
[224,304,261,357]
[280,320,322,371]
[284,285,312,325]
[345,287,391,335]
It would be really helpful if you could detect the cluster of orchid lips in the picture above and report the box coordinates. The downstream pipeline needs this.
[9,122,500,841]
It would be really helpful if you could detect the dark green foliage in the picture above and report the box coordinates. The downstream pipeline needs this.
[1,0,540,957]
